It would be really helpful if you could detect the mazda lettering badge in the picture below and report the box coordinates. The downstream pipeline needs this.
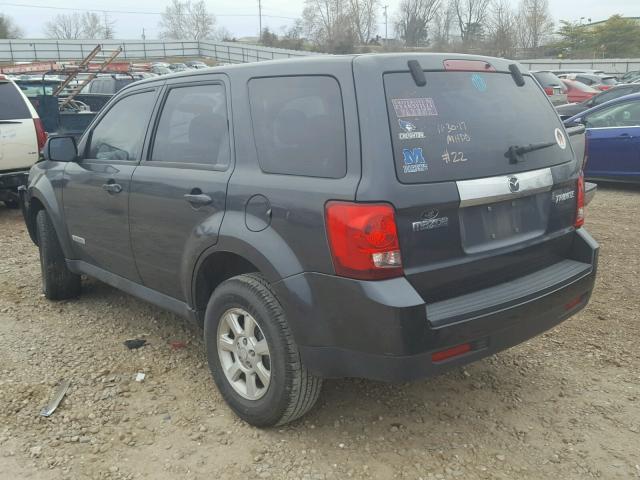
[508,176,520,193]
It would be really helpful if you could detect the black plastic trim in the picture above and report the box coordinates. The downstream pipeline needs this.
[66,260,196,322]
[427,259,592,327]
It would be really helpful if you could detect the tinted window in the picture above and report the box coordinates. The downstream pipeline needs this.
[594,87,632,106]
[385,72,573,183]
[0,81,30,120]
[576,76,594,85]
[88,90,156,161]
[248,76,346,178]
[115,79,135,92]
[585,100,640,128]
[151,84,230,167]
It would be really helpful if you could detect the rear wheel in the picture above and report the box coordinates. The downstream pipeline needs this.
[36,210,81,300]
[204,273,322,427]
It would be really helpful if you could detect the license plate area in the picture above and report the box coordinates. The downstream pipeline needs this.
[459,193,550,254]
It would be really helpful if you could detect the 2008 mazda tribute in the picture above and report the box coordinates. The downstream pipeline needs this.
[20,53,598,427]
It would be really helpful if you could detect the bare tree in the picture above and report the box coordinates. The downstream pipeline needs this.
[516,0,553,50]
[0,14,23,39]
[102,13,116,39]
[395,0,441,47]
[486,0,517,57]
[349,0,378,44]
[44,13,83,40]
[431,1,454,50]
[159,0,216,40]
[81,12,103,38]
[452,0,491,46]
[302,0,356,53]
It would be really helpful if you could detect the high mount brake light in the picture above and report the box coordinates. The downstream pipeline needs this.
[325,201,403,280]
[443,60,496,72]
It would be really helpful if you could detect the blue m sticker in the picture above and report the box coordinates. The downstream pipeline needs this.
[401,148,428,174]
[402,147,425,165]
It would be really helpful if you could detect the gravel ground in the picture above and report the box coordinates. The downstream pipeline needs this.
[1,186,639,480]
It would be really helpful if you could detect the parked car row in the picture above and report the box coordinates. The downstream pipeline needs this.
[150,61,210,75]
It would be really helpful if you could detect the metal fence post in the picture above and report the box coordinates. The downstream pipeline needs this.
[8,41,14,63]
[33,42,37,61]
[143,41,147,59]
[80,44,84,60]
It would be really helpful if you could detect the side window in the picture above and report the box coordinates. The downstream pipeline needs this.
[0,82,30,120]
[594,88,627,106]
[87,90,156,161]
[248,76,347,178]
[585,101,640,128]
[150,84,230,167]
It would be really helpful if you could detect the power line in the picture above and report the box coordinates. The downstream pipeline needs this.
[0,1,298,20]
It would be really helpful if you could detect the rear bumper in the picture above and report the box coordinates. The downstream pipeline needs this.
[0,170,28,196]
[274,229,598,382]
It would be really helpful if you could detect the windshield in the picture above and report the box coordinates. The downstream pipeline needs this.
[568,80,599,93]
[601,77,618,86]
[384,71,573,183]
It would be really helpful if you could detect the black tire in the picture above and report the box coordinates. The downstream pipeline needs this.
[204,273,322,427]
[3,199,19,209]
[36,210,81,300]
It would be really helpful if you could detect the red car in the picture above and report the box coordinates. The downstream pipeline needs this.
[561,79,599,103]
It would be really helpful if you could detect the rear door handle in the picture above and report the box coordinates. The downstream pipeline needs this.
[618,133,635,140]
[102,182,123,194]
[184,193,213,206]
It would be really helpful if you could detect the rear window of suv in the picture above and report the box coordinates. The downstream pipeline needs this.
[248,76,347,178]
[384,71,574,183]
[0,81,30,120]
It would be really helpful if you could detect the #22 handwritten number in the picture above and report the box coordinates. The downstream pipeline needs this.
[442,150,468,164]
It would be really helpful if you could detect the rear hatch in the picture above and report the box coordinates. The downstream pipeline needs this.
[353,55,581,307]
[0,77,39,171]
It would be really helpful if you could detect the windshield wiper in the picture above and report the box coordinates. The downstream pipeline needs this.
[504,141,556,163]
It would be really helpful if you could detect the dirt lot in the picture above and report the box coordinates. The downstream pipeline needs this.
[0,186,639,480]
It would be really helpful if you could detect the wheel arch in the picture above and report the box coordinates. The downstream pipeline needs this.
[26,188,74,258]
[191,250,262,327]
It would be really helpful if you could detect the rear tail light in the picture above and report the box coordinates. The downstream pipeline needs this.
[325,201,402,280]
[33,118,47,153]
[543,86,554,96]
[575,172,585,228]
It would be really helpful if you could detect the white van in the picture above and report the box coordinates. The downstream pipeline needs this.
[0,74,46,208]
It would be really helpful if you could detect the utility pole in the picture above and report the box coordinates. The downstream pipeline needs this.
[258,0,263,41]
[383,5,388,43]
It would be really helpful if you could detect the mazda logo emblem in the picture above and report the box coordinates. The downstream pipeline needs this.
[508,176,520,193]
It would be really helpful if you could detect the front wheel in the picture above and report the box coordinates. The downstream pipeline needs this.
[204,273,322,427]
[36,210,81,300]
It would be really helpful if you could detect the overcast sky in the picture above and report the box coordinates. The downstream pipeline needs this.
[2,0,640,39]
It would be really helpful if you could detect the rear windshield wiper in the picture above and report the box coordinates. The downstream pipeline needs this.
[504,141,556,163]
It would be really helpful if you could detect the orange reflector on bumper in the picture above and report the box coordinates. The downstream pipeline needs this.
[431,343,472,363]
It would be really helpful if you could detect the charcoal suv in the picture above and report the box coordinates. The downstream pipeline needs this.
[21,54,599,427]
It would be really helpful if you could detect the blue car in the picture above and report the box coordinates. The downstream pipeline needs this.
[565,92,640,183]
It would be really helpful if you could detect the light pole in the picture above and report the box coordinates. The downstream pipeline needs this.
[383,5,388,43]
[258,0,263,41]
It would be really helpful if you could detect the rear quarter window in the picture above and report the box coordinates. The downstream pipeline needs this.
[248,76,347,178]
[0,81,31,120]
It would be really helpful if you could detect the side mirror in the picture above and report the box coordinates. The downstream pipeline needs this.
[45,136,78,162]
